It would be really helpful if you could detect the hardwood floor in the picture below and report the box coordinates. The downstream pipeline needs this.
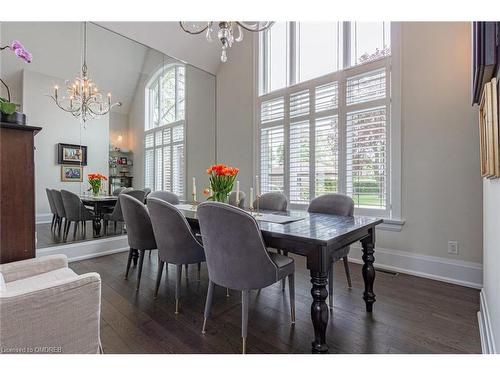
[70,252,481,354]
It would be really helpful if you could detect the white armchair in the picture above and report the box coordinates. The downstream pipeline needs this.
[0,254,101,354]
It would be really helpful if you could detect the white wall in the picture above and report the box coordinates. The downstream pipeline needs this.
[482,179,500,352]
[110,112,130,150]
[216,35,255,195]
[216,22,483,280]
[22,69,109,218]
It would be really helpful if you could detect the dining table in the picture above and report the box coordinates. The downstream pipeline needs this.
[174,203,383,354]
[81,195,118,237]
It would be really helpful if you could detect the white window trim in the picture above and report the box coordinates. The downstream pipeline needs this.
[253,22,403,228]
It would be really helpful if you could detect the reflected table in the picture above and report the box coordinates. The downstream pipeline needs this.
[176,205,383,354]
[81,195,118,237]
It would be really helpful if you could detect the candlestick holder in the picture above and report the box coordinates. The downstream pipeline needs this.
[254,194,262,217]
[192,193,197,209]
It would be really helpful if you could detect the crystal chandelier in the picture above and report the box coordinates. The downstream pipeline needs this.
[49,22,121,123]
[179,22,274,62]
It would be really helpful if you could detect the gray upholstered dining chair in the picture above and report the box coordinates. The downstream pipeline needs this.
[146,190,180,205]
[112,187,126,196]
[252,191,288,212]
[119,194,157,291]
[102,189,143,235]
[197,202,295,354]
[143,187,152,203]
[308,193,354,310]
[61,190,95,240]
[228,191,246,209]
[253,191,289,289]
[51,189,66,234]
[46,188,59,231]
[148,197,206,314]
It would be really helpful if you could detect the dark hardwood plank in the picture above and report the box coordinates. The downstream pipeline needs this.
[70,252,481,354]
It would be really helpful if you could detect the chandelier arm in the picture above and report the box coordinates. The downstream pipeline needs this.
[179,22,210,35]
[48,95,81,114]
[236,22,275,32]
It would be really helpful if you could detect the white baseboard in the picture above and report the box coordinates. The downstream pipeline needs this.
[348,245,483,289]
[36,213,53,224]
[478,289,497,354]
[36,235,129,262]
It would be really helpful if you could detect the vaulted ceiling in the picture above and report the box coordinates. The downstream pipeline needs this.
[97,22,222,75]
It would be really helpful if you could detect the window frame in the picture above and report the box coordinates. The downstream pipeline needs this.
[254,22,402,221]
[144,63,187,198]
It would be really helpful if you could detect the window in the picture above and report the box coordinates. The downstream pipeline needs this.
[258,22,396,217]
[144,64,186,197]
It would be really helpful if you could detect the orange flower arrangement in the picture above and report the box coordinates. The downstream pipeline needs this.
[88,173,107,196]
[206,163,239,202]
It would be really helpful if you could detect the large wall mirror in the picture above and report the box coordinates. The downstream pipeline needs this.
[0,22,216,252]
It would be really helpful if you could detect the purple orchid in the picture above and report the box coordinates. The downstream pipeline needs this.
[9,40,32,63]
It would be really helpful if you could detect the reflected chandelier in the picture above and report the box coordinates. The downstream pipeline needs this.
[49,22,121,123]
[179,22,274,62]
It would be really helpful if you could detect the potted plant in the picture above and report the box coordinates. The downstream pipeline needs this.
[204,163,239,203]
[1,40,32,125]
[88,173,108,197]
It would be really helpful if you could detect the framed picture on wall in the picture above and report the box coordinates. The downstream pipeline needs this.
[479,77,500,178]
[57,143,88,165]
[61,165,83,182]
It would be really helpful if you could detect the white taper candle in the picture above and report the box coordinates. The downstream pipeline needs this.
[236,180,240,202]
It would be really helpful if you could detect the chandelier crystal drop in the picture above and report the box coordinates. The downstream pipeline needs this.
[179,21,274,62]
[49,22,121,123]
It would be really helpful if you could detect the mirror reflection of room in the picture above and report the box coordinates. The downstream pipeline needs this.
[0,22,216,249]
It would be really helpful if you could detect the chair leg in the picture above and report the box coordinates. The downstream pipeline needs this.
[343,256,352,288]
[197,263,201,281]
[202,280,215,334]
[64,220,71,241]
[328,263,334,310]
[149,250,152,258]
[114,221,117,234]
[184,264,189,279]
[124,248,134,280]
[226,288,230,298]
[154,260,165,298]
[136,250,145,291]
[175,264,182,314]
[288,273,296,323]
[104,220,108,236]
[73,221,79,238]
[51,214,56,230]
[241,290,250,354]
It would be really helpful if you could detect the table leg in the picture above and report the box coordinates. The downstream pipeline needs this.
[93,218,102,238]
[310,270,329,353]
[361,229,376,312]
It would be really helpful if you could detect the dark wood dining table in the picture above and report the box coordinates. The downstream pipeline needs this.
[81,195,118,237]
[175,205,383,354]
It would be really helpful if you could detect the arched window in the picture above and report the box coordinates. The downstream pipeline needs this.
[144,64,185,197]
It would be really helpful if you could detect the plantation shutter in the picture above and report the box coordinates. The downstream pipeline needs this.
[260,97,285,193]
[345,67,388,209]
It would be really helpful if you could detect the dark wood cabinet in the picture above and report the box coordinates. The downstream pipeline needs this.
[0,123,42,264]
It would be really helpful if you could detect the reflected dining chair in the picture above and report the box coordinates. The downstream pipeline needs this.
[148,197,206,314]
[308,193,354,310]
[46,188,58,231]
[51,189,67,235]
[197,202,295,354]
[119,194,157,291]
[60,190,95,240]
[102,189,143,235]
[228,191,246,209]
[143,188,152,203]
[146,190,180,205]
[112,187,125,196]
